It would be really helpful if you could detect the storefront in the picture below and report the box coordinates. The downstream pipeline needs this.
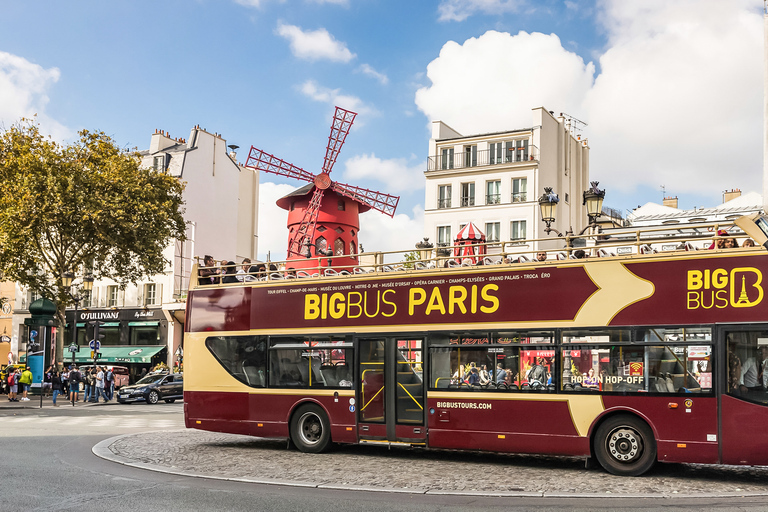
[60,308,168,383]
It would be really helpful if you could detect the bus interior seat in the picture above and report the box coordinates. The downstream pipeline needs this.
[310,358,325,385]
[335,363,351,382]
[242,364,263,387]
[321,365,339,386]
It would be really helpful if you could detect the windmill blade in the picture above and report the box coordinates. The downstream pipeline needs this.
[321,107,357,175]
[331,181,400,217]
[287,187,325,258]
[245,147,316,183]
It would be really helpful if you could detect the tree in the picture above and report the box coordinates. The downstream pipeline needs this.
[0,119,186,363]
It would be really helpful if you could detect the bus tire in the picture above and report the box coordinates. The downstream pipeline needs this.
[290,404,331,453]
[594,414,656,476]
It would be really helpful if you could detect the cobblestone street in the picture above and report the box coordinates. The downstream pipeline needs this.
[103,429,768,497]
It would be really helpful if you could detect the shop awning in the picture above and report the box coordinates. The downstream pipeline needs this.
[66,345,166,364]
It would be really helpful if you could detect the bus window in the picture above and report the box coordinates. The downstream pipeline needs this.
[727,330,768,403]
[563,344,712,393]
[636,326,712,343]
[562,329,631,344]
[205,335,267,387]
[269,337,352,389]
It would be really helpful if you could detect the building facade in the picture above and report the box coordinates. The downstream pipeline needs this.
[423,107,590,257]
[8,126,259,381]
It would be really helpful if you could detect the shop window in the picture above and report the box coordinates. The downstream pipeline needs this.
[206,335,268,388]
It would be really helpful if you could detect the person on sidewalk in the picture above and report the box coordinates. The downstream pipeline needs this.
[68,365,82,404]
[51,371,62,407]
[105,367,114,401]
[19,366,33,401]
[7,368,18,402]
[83,368,93,403]
[94,366,108,402]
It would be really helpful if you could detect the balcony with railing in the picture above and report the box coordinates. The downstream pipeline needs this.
[427,144,539,172]
[460,196,475,207]
[437,198,452,209]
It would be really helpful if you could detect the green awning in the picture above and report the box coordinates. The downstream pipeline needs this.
[128,321,159,327]
[66,345,166,364]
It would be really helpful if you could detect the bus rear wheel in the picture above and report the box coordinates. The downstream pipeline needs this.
[594,414,656,476]
[290,404,331,453]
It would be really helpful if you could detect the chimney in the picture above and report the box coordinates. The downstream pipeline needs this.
[663,196,678,209]
[723,188,741,203]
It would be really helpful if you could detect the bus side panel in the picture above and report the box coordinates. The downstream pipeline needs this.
[426,396,588,456]
[185,390,357,443]
[602,396,719,464]
[721,395,768,465]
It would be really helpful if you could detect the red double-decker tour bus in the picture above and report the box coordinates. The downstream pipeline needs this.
[183,220,768,476]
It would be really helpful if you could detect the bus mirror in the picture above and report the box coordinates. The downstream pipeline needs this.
[734,213,768,250]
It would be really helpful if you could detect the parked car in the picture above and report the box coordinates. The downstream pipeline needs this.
[78,365,130,389]
[117,372,183,404]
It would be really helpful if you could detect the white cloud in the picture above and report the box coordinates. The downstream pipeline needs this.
[357,205,425,259]
[276,22,356,62]
[358,63,389,85]
[299,80,373,117]
[585,0,762,195]
[343,153,424,192]
[415,0,763,201]
[414,30,595,135]
[0,51,71,140]
[437,0,523,22]
[257,181,423,262]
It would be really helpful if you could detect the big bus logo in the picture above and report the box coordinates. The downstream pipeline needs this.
[686,267,764,310]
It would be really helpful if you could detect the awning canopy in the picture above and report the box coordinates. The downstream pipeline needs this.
[65,345,166,364]
[454,222,487,263]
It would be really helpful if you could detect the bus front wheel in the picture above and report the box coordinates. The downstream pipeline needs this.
[290,404,331,453]
[594,414,656,476]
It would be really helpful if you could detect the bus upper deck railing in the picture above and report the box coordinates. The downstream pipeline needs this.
[191,219,763,288]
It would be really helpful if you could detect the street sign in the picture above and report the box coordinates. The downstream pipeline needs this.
[68,343,79,353]
[89,339,101,350]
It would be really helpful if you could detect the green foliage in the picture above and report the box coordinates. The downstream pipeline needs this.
[402,250,420,269]
[0,119,186,356]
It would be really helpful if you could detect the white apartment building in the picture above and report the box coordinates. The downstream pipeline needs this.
[424,107,591,257]
[8,126,259,378]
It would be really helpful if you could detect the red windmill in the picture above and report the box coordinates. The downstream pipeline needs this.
[245,106,400,271]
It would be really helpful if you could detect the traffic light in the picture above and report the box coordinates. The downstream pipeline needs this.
[93,321,105,343]
[94,352,102,361]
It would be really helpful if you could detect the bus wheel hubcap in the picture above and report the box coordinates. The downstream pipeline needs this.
[301,414,321,444]
[608,428,642,462]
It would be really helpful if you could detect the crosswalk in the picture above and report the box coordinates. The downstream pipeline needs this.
[2,413,185,431]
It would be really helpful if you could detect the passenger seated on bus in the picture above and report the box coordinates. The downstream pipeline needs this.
[536,251,547,262]
[222,261,240,284]
[466,367,480,386]
[198,255,219,285]
[708,230,728,249]
[478,364,491,385]
[582,368,598,389]
[573,250,586,259]
[495,363,507,384]
[724,237,738,249]
[526,358,548,388]
[744,238,756,247]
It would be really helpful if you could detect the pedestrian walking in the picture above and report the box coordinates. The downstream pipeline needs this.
[62,367,69,395]
[94,366,108,402]
[51,371,62,407]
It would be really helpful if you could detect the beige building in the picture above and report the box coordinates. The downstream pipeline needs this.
[423,107,591,257]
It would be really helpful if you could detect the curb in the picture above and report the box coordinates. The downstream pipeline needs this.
[91,433,768,499]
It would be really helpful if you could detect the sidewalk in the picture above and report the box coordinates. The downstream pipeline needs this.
[0,394,118,410]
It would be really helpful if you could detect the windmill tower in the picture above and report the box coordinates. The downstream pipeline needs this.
[245,106,400,271]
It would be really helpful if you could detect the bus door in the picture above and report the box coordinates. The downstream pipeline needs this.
[357,337,426,444]
[720,326,768,465]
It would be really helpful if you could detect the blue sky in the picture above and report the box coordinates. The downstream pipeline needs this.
[0,0,763,261]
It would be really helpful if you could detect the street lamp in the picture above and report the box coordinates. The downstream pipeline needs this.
[538,182,606,246]
[62,271,94,353]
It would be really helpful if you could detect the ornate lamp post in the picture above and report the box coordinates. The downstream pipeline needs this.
[538,182,606,248]
[415,238,434,261]
[62,271,94,356]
